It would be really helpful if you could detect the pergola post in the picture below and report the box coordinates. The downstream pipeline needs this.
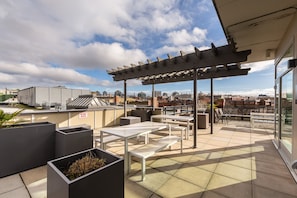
[210,78,214,134]
[193,68,197,148]
[152,84,155,111]
[124,80,127,117]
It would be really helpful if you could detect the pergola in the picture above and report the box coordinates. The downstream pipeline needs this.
[108,43,251,148]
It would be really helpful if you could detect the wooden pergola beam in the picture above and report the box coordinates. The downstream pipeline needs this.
[108,44,251,81]
[141,66,250,85]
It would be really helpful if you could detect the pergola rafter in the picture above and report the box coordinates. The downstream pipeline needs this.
[140,64,250,85]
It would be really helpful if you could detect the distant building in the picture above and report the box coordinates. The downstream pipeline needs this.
[154,91,162,97]
[0,88,18,96]
[17,86,90,108]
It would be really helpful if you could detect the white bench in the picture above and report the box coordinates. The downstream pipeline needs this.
[128,135,183,181]
[250,112,276,128]
[95,135,123,150]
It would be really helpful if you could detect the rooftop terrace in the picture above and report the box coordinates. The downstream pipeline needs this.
[1,121,297,198]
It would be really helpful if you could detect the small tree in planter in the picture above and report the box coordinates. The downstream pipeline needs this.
[47,148,124,198]
[0,109,56,177]
[0,109,23,128]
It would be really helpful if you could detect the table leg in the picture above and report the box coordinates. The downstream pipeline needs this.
[100,131,104,149]
[187,121,190,140]
[124,139,129,174]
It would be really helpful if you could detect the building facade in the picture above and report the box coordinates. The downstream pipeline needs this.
[18,86,90,108]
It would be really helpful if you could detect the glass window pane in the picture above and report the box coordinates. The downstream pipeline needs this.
[281,70,293,153]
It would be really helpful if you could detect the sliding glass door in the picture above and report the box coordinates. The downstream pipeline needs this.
[280,71,293,153]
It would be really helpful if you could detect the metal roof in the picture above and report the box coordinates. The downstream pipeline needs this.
[66,95,109,109]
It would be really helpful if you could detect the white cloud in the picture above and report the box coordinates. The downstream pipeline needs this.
[166,27,207,46]
[153,44,210,59]
[0,62,99,87]
[242,60,274,73]
[216,88,275,97]
[49,42,147,69]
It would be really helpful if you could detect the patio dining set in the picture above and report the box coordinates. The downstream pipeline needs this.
[95,114,193,180]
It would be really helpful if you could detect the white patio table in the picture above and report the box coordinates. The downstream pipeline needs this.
[150,114,194,139]
[100,121,170,174]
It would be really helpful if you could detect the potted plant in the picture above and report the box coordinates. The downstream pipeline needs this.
[0,109,56,178]
[0,108,23,127]
[47,148,124,198]
[55,126,93,158]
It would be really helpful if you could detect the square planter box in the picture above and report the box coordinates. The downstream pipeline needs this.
[0,122,56,178]
[55,126,93,158]
[47,148,124,198]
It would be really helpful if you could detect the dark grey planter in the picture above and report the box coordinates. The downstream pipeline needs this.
[55,126,93,158]
[47,148,124,198]
[0,122,56,178]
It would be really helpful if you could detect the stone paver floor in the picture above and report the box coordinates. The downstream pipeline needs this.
[1,121,297,198]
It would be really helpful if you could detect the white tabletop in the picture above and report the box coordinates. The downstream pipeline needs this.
[100,121,169,138]
[151,114,194,121]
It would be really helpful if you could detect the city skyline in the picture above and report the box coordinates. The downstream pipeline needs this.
[0,1,275,96]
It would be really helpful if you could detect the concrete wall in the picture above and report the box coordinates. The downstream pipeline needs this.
[17,107,128,130]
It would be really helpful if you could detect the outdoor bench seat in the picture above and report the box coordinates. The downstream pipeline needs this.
[169,125,187,139]
[128,135,182,181]
[162,120,191,139]
[95,135,123,150]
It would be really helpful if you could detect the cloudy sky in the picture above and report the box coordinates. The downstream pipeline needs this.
[0,0,275,96]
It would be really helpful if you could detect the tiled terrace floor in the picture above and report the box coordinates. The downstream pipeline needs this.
[1,121,297,198]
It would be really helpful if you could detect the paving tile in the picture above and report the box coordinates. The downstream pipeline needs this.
[128,168,171,192]
[221,156,253,170]
[188,157,219,173]
[0,174,24,194]
[214,162,253,182]
[213,181,252,198]
[252,158,293,179]
[253,184,297,198]
[0,186,30,198]
[156,176,205,198]
[252,151,285,166]
[168,153,193,163]
[201,190,229,198]
[252,171,297,196]
[174,164,213,189]
[150,157,182,176]
[222,147,252,158]
[26,178,47,198]
[20,166,46,186]
[125,179,154,198]
[207,173,241,190]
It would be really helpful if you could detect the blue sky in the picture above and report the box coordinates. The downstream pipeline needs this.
[0,0,275,96]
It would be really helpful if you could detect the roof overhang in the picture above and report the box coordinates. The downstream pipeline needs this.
[213,0,297,63]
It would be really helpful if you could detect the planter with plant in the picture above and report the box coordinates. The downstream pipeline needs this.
[47,148,124,198]
[0,109,56,178]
